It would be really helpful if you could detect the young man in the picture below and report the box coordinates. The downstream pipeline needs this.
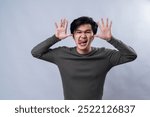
[31,16,137,100]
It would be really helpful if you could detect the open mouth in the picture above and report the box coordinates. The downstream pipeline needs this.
[78,40,88,46]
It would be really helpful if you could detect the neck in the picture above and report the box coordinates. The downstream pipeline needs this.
[76,47,92,54]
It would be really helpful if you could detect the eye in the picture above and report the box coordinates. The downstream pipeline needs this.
[76,31,82,34]
[85,31,92,34]
[86,31,91,33]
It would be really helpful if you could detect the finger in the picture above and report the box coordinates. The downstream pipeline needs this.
[62,19,66,27]
[64,19,68,33]
[97,21,102,30]
[60,19,63,27]
[97,21,103,32]
[106,18,109,27]
[55,22,58,28]
[109,21,112,29]
[97,21,100,28]
[101,18,104,27]
[66,34,73,37]
[94,34,100,38]
[63,19,67,27]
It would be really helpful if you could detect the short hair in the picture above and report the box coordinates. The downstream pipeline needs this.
[70,16,98,34]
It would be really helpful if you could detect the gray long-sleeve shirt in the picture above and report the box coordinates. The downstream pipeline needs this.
[31,35,137,100]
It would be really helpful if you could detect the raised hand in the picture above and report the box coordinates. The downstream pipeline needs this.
[55,19,72,40]
[95,18,112,41]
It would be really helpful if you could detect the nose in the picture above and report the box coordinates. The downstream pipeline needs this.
[81,32,87,38]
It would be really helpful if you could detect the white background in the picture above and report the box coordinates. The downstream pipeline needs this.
[0,0,150,99]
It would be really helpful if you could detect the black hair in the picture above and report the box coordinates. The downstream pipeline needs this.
[70,16,98,34]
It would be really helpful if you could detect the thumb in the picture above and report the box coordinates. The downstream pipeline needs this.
[66,34,73,38]
[94,34,100,38]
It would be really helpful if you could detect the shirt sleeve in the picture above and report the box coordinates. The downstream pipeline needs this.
[31,35,61,63]
[107,37,137,66]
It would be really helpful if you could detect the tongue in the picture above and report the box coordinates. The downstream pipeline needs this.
[79,40,87,44]
[80,42,86,46]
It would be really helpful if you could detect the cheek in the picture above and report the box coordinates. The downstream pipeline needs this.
[74,34,80,39]
[73,35,80,42]
[88,35,94,42]
[73,37,78,44]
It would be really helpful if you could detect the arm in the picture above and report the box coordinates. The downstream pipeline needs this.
[31,35,60,58]
[95,18,137,65]
[31,19,71,61]
[107,36,137,65]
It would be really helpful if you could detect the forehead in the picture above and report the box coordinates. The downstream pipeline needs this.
[76,24,92,31]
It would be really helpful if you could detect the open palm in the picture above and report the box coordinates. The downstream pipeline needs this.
[55,19,71,40]
[95,18,112,40]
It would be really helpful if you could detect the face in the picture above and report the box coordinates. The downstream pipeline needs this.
[73,24,94,54]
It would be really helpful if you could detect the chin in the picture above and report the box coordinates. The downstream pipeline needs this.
[77,45,90,50]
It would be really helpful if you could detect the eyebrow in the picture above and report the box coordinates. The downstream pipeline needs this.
[75,29,92,32]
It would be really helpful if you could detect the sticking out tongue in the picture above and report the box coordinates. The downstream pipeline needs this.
[78,40,87,46]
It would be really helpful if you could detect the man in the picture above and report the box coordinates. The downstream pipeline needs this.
[31,16,137,100]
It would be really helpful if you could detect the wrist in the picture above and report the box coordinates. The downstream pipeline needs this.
[54,33,59,38]
[106,36,113,42]
[54,34,62,41]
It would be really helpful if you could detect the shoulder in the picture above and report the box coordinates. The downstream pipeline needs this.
[93,47,112,52]
[49,46,73,53]
[93,47,117,56]
[59,46,73,51]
